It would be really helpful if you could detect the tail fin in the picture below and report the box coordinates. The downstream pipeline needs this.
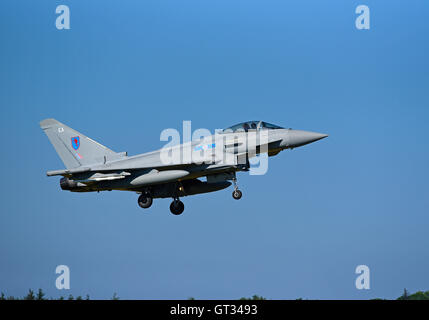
[40,118,118,169]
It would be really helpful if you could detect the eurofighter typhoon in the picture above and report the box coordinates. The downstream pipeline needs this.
[40,119,327,215]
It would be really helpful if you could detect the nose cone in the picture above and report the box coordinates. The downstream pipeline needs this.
[287,130,328,148]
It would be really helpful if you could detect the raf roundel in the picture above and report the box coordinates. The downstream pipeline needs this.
[71,136,80,150]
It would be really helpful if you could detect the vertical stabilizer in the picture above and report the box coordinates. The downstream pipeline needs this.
[40,118,117,169]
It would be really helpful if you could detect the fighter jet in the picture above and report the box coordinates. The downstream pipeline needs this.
[40,119,327,215]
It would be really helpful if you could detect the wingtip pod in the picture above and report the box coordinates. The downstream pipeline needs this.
[46,167,91,177]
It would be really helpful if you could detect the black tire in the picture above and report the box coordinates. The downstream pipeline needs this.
[138,194,153,209]
[170,200,185,215]
[232,189,242,200]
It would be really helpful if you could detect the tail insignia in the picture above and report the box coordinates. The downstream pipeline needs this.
[71,136,80,150]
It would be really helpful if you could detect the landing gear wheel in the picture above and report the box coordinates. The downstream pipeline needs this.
[231,175,242,200]
[138,194,153,209]
[170,199,185,215]
[232,189,242,200]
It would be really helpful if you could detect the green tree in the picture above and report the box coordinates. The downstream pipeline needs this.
[398,288,409,300]
[404,290,429,300]
[24,289,35,300]
[36,289,46,300]
[402,288,409,300]
[240,295,266,300]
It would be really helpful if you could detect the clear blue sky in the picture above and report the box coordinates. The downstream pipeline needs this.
[1,0,428,299]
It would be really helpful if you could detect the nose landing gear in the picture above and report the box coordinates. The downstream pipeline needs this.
[232,176,242,200]
[232,189,242,200]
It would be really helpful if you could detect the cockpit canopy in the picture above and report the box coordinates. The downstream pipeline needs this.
[222,121,284,133]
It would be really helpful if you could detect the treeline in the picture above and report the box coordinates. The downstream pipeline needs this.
[396,289,429,300]
[1,289,428,300]
[0,289,119,300]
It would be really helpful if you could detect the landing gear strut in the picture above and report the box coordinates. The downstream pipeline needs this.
[232,176,242,200]
[138,193,153,209]
[170,198,185,215]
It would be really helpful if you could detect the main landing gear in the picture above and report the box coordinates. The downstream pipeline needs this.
[137,174,242,214]
[138,193,153,209]
[137,191,185,215]
[232,176,242,200]
[170,198,184,215]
